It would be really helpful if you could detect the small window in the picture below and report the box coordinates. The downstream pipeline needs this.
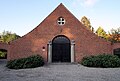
[57,17,65,26]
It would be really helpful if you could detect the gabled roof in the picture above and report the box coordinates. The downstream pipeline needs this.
[11,3,103,43]
[24,3,87,36]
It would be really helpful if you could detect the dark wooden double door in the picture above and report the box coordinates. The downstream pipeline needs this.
[52,36,71,62]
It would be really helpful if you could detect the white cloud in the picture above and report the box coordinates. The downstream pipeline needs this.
[84,0,98,7]
[73,0,99,7]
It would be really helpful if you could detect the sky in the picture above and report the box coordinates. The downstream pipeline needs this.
[0,0,120,36]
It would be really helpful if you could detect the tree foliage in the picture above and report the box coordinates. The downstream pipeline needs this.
[0,31,20,43]
[81,16,92,30]
[96,26,107,38]
[107,27,120,43]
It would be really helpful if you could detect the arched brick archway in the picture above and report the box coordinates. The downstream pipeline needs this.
[0,42,9,59]
[47,35,75,63]
[0,49,7,59]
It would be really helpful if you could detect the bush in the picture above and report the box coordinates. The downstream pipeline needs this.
[6,55,44,69]
[81,54,120,68]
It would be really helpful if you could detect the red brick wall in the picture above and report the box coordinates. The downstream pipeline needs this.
[112,43,120,50]
[8,4,113,62]
[0,42,9,50]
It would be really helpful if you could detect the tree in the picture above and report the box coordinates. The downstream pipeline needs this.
[0,31,20,43]
[96,26,107,38]
[108,27,120,43]
[81,16,92,30]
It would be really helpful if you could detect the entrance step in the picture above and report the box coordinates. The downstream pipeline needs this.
[48,62,77,65]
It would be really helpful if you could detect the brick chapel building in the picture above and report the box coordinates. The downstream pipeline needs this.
[1,3,120,63]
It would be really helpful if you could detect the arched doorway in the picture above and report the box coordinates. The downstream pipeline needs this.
[52,35,71,62]
[0,49,7,59]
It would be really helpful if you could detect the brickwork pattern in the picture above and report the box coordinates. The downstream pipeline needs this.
[0,42,9,50]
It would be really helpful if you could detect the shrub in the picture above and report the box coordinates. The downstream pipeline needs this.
[81,54,120,68]
[6,55,44,69]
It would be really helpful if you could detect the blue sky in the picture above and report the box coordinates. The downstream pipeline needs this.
[0,0,120,36]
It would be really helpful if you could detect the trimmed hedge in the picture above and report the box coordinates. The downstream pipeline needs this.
[81,54,120,68]
[6,55,44,69]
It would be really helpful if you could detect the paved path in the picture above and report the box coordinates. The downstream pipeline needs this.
[0,60,120,81]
